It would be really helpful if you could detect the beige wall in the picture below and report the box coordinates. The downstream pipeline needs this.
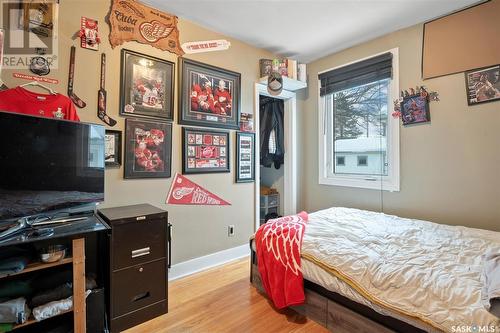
[1,0,273,263]
[298,24,500,231]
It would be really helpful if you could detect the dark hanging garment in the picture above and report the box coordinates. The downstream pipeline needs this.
[260,96,284,169]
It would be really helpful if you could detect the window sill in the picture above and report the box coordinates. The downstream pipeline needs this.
[319,176,400,192]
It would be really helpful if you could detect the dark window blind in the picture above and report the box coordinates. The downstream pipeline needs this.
[319,52,393,96]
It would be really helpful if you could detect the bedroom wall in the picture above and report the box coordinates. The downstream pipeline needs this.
[1,0,273,263]
[297,24,500,231]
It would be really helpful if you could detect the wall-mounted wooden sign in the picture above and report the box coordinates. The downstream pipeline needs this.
[108,0,184,56]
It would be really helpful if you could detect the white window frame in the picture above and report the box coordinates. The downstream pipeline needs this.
[318,48,400,192]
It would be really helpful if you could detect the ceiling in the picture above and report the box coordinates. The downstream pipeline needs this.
[145,0,480,63]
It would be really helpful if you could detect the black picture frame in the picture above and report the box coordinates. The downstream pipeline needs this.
[120,49,175,121]
[235,132,255,183]
[124,118,172,179]
[400,94,430,126]
[464,64,500,106]
[105,130,122,167]
[179,58,241,130]
[182,127,230,174]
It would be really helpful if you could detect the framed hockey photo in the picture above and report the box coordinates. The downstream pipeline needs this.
[105,130,122,167]
[465,65,500,106]
[182,127,230,174]
[400,94,430,126]
[179,58,241,130]
[120,49,175,120]
[235,132,255,183]
[124,118,172,179]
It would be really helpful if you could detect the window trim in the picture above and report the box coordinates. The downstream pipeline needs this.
[318,48,400,192]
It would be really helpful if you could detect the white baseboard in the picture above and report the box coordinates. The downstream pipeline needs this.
[168,244,250,281]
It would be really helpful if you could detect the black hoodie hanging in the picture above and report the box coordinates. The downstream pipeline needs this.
[260,96,284,169]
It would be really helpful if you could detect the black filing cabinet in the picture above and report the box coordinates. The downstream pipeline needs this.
[98,204,171,333]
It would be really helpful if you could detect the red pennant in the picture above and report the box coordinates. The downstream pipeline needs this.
[166,173,231,206]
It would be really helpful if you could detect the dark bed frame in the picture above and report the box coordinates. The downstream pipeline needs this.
[250,246,428,333]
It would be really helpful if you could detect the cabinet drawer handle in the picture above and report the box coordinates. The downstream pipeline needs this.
[131,247,150,258]
[132,292,150,302]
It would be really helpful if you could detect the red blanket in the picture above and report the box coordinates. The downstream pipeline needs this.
[255,211,308,309]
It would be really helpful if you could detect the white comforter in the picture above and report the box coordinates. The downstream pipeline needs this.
[301,207,500,332]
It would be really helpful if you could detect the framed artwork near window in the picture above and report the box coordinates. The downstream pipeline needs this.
[465,65,500,106]
[235,132,255,183]
[124,118,172,179]
[105,130,122,167]
[179,58,241,130]
[120,49,175,120]
[182,127,230,174]
[400,94,430,126]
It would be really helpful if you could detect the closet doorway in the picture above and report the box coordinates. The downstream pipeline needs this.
[254,83,297,231]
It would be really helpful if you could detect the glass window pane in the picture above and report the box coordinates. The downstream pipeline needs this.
[332,79,389,176]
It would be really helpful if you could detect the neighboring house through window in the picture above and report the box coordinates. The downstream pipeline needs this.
[318,48,400,191]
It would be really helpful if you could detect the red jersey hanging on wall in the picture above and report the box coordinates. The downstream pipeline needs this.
[0,87,80,121]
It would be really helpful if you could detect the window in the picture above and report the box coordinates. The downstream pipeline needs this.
[318,49,400,191]
[357,156,368,166]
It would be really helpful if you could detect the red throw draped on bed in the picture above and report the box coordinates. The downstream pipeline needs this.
[255,211,309,309]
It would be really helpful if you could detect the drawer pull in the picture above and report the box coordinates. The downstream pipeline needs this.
[132,292,150,302]
[131,247,151,258]
[136,216,146,221]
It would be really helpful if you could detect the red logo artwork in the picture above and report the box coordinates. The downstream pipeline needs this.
[139,20,173,43]
[166,173,231,206]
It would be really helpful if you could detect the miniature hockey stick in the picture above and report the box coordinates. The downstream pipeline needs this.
[97,53,117,127]
[68,46,87,108]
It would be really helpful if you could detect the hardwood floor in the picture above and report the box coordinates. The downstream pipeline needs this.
[124,257,328,333]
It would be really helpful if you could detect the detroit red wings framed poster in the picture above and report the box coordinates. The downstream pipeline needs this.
[124,118,172,179]
[120,49,175,120]
[179,58,241,130]
[182,127,230,174]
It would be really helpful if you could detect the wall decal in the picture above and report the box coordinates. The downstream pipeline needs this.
[80,17,100,51]
[108,0,184,56]
[167,173,231,206]
[181,39,231,54]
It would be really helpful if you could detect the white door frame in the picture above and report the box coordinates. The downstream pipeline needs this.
[254,83,297,231]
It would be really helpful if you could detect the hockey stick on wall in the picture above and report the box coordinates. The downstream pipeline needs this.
[68,46,87,108]
[97,53,117,127]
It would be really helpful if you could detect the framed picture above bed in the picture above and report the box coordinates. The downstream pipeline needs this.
[179,58,241,130]
[235,132,255,183]
[119,49,175,121]
[465,64,500,106]
[124,118,172,179]
[182,127,230,174]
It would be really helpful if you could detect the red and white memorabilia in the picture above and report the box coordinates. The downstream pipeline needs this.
[181,39,231,54]
[97,53,117,126]
[254,212,309,309]
[68,46,86,108]
[80,17,100,51]
[166,173,231,206]
[0,87,79,121]
[182,127,230,174]
[108,0,184,56]
[124,118,172,179]
[12,73,59,84]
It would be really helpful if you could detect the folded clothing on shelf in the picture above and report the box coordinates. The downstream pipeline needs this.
[0,297,30,324]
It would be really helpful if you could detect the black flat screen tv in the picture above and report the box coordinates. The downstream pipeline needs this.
[0,111,105,222]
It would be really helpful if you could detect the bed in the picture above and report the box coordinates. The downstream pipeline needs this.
[250,207,500,333]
